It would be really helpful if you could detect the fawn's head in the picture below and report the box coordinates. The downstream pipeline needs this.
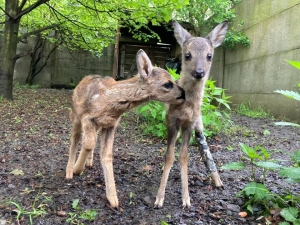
[136,49,185,104]
[173,20,228,80]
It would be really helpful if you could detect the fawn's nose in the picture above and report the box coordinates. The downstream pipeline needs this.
[193,69,205,79]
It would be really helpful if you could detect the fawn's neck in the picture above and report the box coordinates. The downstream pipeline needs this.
[112,75,150,106]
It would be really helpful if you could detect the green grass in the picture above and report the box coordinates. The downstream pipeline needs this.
[235,102,273,119]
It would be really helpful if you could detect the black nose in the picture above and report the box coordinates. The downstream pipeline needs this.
[194,69,205,79]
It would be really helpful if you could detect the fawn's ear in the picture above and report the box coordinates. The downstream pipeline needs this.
[136,49,153,80]
[206,21,228,48]
[173,20,193,47]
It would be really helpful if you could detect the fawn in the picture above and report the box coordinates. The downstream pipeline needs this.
[155,20,228,208]
[65,49,185,208]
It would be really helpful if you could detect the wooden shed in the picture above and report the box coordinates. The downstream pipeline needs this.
[113,22,193,80]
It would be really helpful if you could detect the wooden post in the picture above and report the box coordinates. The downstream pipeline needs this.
[112,26,120,79]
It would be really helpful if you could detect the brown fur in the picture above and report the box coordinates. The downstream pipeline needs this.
[155,21,228,208]
[66,49,185,208]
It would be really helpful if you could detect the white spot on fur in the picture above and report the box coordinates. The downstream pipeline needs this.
[92,94,99,101]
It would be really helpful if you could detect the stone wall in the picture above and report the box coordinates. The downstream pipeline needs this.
[211,0,300,122]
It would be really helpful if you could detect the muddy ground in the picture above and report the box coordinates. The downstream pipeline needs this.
[0,88,299,225]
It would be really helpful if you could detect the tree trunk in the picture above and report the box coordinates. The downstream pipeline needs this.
[0,0,20,100]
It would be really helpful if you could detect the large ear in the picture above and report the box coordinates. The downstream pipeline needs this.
[206,20,228,48]
[136,49,153,80]
[173,20,193,47]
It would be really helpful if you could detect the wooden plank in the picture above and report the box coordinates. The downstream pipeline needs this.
[120,45,125,79]
[112,26,120,79]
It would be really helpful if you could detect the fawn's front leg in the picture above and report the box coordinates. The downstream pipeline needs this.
[72,116,97,175]
[100,126,119,208]
[195,117,223,187]
[155,123,179,208]
[66,118,81,179]
[179,126,192,208]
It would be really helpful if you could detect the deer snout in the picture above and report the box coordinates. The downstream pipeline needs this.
[193,69,205,79]
[176,86,185,100]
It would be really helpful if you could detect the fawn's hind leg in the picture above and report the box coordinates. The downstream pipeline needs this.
[66,113,82,179]
[195,117,223,187]
[72,116,98,175]
[100,126,119,208]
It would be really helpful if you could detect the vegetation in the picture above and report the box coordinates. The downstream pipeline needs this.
[236,102,272,118]
[274,60,300,127]
[6,190,52,225]
[0,0,188,99]
[67,199,97,225]
[135,68,232,139]
[222,144,300,224]
[174,0,250,49]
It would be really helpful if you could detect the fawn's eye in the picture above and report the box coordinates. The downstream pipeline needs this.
[207,53,213,61]
[185,52,191,61]
[163,81,174,89]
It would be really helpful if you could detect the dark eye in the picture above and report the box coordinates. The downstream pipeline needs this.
[207,53,212,61]
[185,52,191,61]
[163,81,174,89]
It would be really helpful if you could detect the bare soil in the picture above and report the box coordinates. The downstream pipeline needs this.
[0,88,299,225]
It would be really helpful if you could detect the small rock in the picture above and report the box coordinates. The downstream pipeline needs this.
[0,218,7,225]
[8,184,15,189]
[226,203,240,212]
[143,196,152,206]
[56,211,67,217]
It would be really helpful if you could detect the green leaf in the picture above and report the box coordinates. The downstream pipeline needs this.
[274,90,300,101]
[292,150,300,164]
[10,169,24,176]
[280,207,299,222]
[221,162,246,170]
[275,122,300,127]
[238,182,270,200]
[285,60,300,70]
[72,199,80,210]
[246,204,253,214]
[254,161,282,169]
[161,221,169,225]
[279,222,291,225]
[279,167,300,180]
[239,143,261,159]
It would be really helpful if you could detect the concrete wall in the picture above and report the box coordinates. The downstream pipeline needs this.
[14,39,114,88]
[211,0,300,122]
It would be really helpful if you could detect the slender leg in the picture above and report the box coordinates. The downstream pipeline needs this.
[155,122,179,208]
[100,126,119,208]
[179,126,192,208]
[66,116,81,179]
[73,116,98,175]
[85,149,94,167]
[195,117,223,187]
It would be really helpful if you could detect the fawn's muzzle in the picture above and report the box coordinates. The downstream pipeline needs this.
[192,69,205,79]
[177,87,185,100]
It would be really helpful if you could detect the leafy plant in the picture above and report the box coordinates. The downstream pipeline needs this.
[67,199,97,225]
[274,60,300,127]
[135,68,232,139]
[174,0,250,49]
[236,102,272,118]
[222,143,283,182]
[279,150,300,183]
[223,145,300,224]
[280,207,300,225]
[13,81,40,90]
[7,191,52,225]
[236,182,300,224]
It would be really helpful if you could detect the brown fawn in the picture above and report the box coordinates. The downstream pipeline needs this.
[65,49,185,208]
[155,20,228,208]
